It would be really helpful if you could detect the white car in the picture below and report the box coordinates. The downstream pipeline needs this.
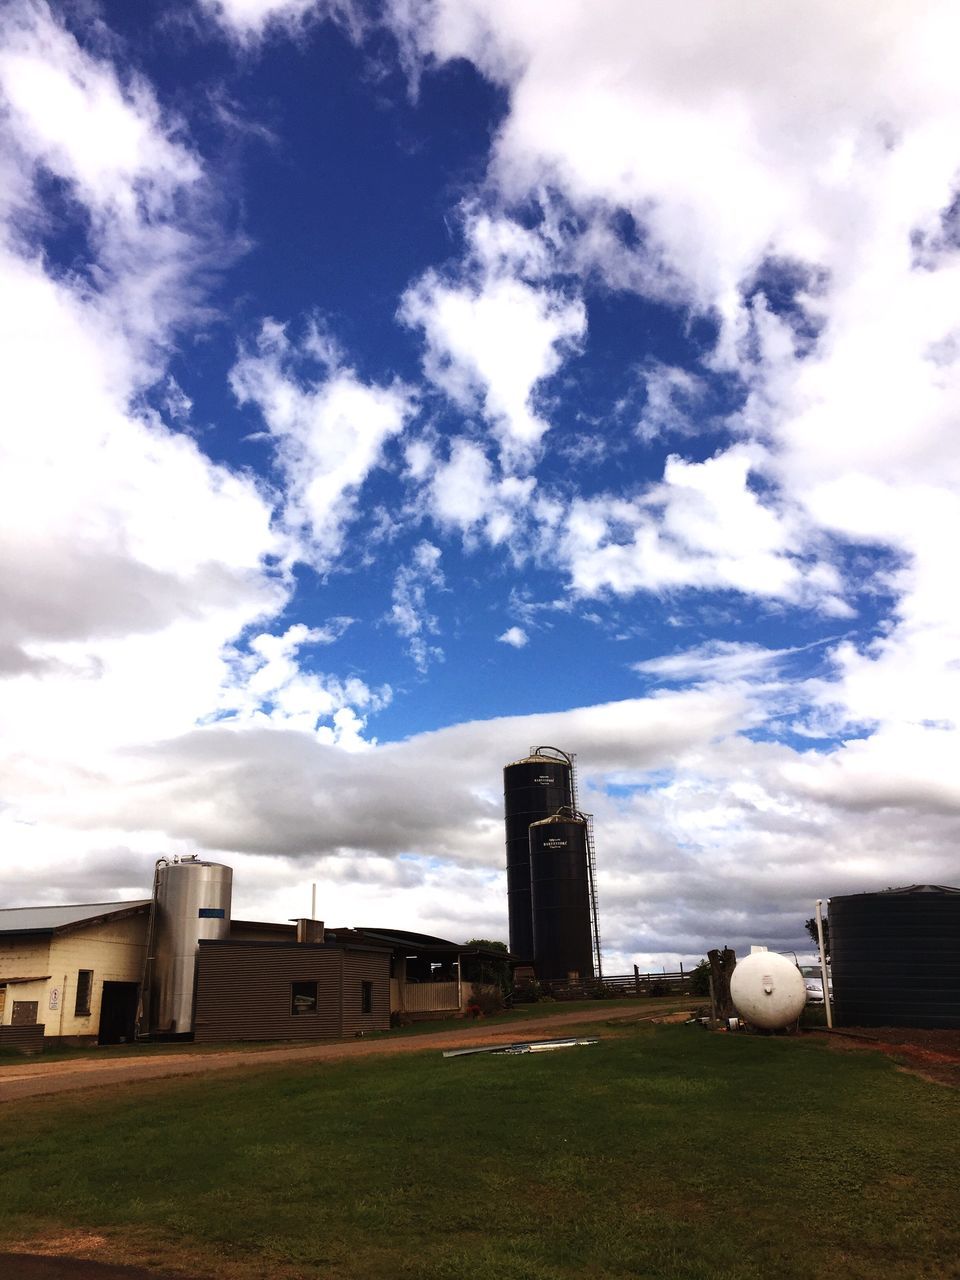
[800,964,832,1004]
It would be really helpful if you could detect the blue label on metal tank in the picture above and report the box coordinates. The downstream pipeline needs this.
[198,908,225,918]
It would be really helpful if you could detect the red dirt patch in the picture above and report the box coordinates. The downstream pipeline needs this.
[813,1025,960,1087]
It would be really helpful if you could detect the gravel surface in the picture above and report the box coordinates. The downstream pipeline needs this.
[0,1007,681,1103]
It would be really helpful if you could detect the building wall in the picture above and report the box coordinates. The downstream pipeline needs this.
[194,941,390,1042]
[0,935,51,987]
[0,914,147,1040]
[48,914,147,1040]
[342,949,392,1034]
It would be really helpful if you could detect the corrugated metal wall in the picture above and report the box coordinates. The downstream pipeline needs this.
[194,941,390,1042]
[0,1023,45,1054]
[342,950,392,1034]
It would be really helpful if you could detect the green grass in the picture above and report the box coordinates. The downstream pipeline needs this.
[3,1024,958,1280]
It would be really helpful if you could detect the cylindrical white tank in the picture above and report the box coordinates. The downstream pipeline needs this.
[730,951,806,1030]
[151,857,232,1034]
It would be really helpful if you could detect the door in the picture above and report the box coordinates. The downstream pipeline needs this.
[98,982,139,1044]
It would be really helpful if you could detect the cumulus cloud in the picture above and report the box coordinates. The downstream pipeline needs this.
[230,317,415,566]
[497,626,528,648]
[198,0,360,43]
[400,210,585,469]
[0,4,388,921]
[387,0,960,705]
[558,447,848,612]
[427,437,535,549]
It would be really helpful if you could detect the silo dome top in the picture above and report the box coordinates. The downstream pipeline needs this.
[505,745,572,768]
[880,884,960,895]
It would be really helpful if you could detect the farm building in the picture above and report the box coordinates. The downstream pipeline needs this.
[0,870,509,1048]
[0,900,151,1052]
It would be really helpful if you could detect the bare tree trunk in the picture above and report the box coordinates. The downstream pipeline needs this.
[707,948,737,1023]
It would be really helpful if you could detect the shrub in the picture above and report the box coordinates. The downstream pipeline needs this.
[469,984,505,1016]
[512,979,542,1003]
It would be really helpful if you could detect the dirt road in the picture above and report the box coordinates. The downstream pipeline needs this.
[0,1007,687,1103]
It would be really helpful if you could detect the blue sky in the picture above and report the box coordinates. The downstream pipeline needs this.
[2,0,960,969]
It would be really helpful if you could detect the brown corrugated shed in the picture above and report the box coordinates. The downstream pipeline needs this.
[193,940,390,1042]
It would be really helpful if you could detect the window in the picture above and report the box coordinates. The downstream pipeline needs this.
[291,981,318,1015]
[361,981,373,1015]
[75,970,93,1017]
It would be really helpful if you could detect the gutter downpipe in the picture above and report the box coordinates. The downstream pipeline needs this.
[815,898,833,1029]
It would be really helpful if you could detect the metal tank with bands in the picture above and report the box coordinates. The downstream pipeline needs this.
[829,885,960,1029]
[528,808,595,982]
[150,856,232,1035]
[503,747,573,962]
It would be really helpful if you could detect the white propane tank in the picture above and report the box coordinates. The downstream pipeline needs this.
[729,950,806,1029]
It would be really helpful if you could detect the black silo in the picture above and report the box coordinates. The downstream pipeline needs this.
[529,809,594,982]
[503,748,573,962]
[830,885,960,1029]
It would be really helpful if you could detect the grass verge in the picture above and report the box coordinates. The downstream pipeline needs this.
[3,1023,958,1280]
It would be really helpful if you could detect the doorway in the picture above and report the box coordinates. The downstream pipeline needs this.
[98,981,139,1044]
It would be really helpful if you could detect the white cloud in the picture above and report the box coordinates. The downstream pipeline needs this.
[634,641,794,685]
[0,3,386,917]
[386,1,960,711]
[230,318,415,566]
[427,437,535,552]
[10,682,959,967]
[497,626,528,648]
[636,362,708,442]
[198,0,360,43]
[557,446,849,612]
[386,540,445,672]
[400,211,585,469]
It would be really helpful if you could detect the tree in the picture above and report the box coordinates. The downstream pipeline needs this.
[688,959,711,997]
[804,917,830,962]
[463,939,511,990]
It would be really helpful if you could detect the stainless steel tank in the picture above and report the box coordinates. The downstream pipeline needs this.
[151,857,232,1034]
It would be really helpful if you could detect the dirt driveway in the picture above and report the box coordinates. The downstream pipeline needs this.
[0,1007,688,1104]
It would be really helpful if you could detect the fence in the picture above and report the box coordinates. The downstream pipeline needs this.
[539,968,693,999]
[390,979,461,1014]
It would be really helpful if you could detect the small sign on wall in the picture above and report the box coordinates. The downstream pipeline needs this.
[48,986,61,1011]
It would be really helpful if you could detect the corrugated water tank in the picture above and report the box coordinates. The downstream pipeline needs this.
[830,885,960,1029]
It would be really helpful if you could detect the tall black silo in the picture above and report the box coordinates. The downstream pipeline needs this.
[529,808,594,982]
[504,747,573,962]
[830,885,960,1029]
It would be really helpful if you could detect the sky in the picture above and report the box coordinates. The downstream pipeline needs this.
[2,0,959,971]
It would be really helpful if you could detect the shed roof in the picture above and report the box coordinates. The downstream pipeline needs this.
[0,900,151,936]
[347,927,511,958]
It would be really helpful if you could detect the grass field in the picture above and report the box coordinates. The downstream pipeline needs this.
[2,1019,958,1280]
